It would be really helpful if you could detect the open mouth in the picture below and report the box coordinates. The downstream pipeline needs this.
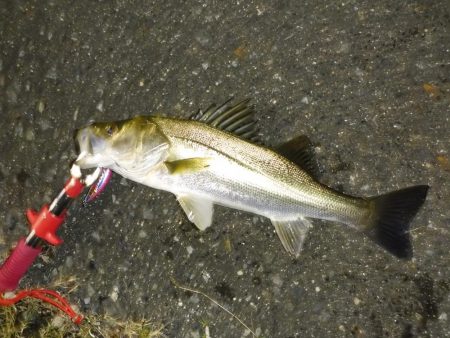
[73,127,116,169]
[74,129,93,156]
[73,129,81,155]
[73,128,100,168]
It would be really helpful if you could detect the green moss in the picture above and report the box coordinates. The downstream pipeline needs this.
[0,298,164,337]
[0,275,163,338]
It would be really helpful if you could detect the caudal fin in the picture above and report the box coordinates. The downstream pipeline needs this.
[366,185,429,259]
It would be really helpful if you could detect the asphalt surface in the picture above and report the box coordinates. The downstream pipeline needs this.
[1,0,449,337]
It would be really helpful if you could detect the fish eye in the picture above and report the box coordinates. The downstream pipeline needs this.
[105,125,117,136]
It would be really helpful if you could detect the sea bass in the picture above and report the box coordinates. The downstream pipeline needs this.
[75,99,428,259]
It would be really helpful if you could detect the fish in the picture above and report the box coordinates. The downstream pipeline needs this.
[74,99,428,259]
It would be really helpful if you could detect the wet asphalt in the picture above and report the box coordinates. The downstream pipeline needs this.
[1,0,449,337]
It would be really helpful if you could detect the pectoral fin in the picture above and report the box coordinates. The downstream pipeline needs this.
[177,195,214,231]
[165,157,211,175]
[271,217,313,257]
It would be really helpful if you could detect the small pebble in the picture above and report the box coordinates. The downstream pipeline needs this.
[25,129,35,141]
[202,271,211,283]
[91,231,101,242]
[38,119,51,131]
[194,31,211,46]
[51,315,65,328]
[87,285,95,297]
[190,330,200,338]
[110,286,119,302]
[96,100,104,112]
[37,100,45,113]
[65,256,73,269]
[46,65,57,80]
[142,208,153,220]
[271,274,283,286]
[186,246,194,255]
[189,294,200,304]
[273,73,282,81]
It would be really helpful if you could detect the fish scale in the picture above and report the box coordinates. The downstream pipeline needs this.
[154,117,368,221]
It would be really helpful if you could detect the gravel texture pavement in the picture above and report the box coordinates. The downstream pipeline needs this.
[1,0,449,337]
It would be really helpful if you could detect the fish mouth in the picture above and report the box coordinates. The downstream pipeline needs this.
[74,125,119,170]
[74,129,93,158]
[73,127,106,169]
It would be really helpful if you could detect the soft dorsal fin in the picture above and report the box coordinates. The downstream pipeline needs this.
[275,135,320,179]
[190,99,260,142]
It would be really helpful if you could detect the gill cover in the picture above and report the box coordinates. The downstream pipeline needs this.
[108,116,171,171]
[75,116,170,173]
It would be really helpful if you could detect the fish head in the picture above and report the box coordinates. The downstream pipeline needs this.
[74,122,114,168]
[75,116,170,174]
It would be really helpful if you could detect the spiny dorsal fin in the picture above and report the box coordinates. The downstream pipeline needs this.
[275,135,320,179]
[191,99,260,142]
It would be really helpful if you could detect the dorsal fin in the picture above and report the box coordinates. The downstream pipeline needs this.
[191,99,260,142]
[275,135,320,179]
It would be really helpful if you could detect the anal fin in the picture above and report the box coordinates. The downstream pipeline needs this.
[177,195,214,231]
[271,217,312,257]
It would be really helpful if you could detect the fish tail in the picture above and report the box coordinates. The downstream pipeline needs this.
[364,185,429,259]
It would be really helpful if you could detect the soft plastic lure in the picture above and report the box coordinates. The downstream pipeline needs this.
[83,168,112,204]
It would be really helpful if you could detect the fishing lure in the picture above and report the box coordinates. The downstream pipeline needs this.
[83,168,112,204]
